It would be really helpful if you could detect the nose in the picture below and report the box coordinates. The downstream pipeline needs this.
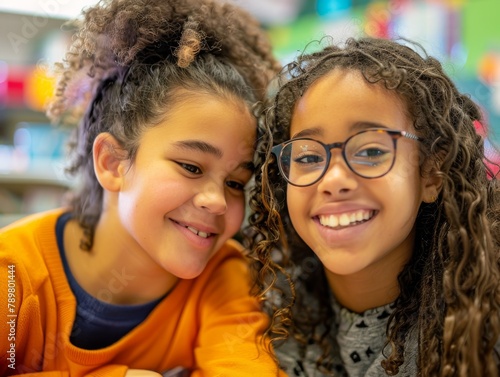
[193,180,227,215]
[316,151,358,196]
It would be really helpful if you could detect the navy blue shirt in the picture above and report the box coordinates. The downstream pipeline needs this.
[56,213,163,349]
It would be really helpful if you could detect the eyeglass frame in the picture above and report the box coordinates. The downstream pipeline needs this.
[271,128,421,187]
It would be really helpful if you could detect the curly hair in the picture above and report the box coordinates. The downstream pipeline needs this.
[46,0,281,250]
[246,36,500,376]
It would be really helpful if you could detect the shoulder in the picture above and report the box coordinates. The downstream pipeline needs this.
[190,238,255,305]
[214,238,247,259]
[0,209,66,291]
[0,208,65,239]
[0,208,64,255]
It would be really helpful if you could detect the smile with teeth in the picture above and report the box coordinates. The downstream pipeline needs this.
[319,210,375,229]
[185,226,211,239]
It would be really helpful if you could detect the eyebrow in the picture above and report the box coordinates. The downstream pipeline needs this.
[291,122,390,139]
[173,140,254,171]
[174,140,223,158]
[291,127,323,139]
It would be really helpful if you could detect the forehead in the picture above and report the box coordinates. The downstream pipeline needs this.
[168,87,253,117]
[291,69,411,136]
[137,90,257,156]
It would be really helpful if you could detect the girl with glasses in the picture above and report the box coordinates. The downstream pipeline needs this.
[0,0,284,376]
[246,36,500,376]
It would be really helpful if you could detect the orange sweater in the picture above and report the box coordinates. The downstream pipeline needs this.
[0,210,284,377]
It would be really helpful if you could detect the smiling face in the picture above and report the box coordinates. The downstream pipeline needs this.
[103,91,255,280]
[286,69,435,282]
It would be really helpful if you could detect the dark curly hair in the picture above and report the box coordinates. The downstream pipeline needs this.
[46,0,281,250]
[246,36,500,376]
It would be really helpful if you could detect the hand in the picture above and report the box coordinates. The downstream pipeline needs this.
[125,369,163,377]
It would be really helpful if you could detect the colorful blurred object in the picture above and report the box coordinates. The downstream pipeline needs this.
[475,121,500,180]
[24,63,56,112]
[479,53,500,85]
[0,63,56,111]
[364,2,391,38]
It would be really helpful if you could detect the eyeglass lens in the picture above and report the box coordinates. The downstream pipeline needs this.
[279,130,396,186]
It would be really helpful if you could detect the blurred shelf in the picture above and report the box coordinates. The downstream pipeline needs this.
[0,169,73,190]
[0,161,76,227]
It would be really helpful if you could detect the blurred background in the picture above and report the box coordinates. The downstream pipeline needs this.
[0,0,499,226]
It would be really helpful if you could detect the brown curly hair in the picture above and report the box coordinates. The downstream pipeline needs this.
[46,0,281,250]
[246,36,500,376]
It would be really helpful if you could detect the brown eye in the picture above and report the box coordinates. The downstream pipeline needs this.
[177,162,202,175]
[226,180,245,191]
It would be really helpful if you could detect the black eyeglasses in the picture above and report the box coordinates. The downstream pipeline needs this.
[271,128,420,187]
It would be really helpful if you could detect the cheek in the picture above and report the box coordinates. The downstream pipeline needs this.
[381,171,421,202]
[120,175,194,221]
[286,188,314,246]
[286,187,309,223]
[391,145,422,182]
[386,152,424,201]
[381,171,424,233]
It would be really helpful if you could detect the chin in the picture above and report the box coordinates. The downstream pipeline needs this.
[172,264,207,280]
[320,257,367,277]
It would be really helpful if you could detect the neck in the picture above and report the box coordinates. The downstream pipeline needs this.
[326,270,400,313]
[324,232,415,313]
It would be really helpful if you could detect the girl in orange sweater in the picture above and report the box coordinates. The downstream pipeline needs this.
[0,0,283,376]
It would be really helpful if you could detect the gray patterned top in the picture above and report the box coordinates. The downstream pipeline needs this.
[276,298,418,377]
[275,294,500,377]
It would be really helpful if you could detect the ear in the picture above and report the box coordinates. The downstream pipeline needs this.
[421,158,443,204]
[93,132,128,192]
